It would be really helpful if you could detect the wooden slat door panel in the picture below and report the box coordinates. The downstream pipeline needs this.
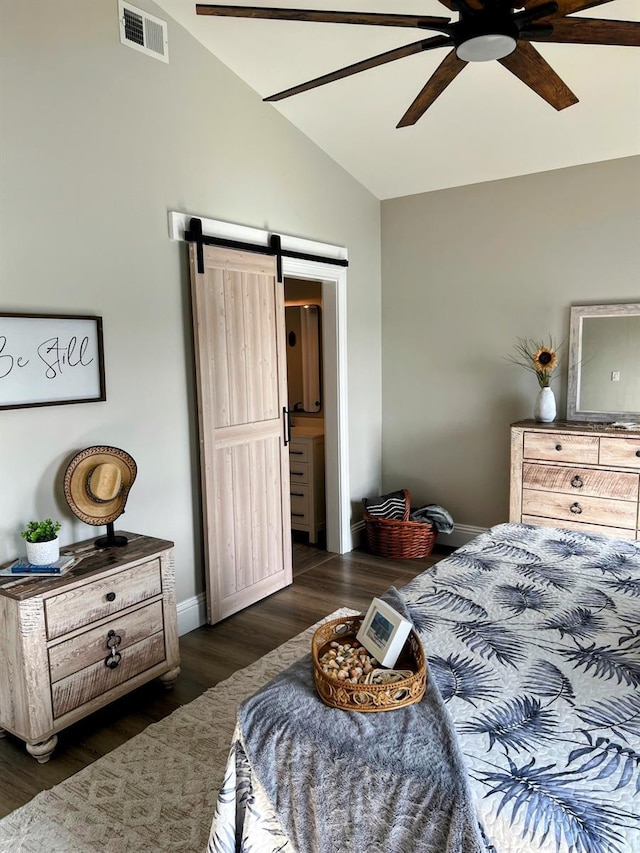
[190,245,292,624]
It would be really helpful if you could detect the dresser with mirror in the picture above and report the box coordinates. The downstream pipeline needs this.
[510,302,640,540]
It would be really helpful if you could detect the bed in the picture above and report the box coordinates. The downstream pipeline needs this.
[208,523,640,853]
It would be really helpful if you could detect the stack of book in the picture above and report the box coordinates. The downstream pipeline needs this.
[0,555,77,577]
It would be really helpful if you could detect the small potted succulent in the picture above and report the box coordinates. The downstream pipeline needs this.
[20,519,61,565]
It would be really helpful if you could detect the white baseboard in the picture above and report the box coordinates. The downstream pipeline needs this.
[177,592,207,635]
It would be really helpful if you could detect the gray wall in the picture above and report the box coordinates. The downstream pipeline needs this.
[0,0,382,609]
[381,156,640,533]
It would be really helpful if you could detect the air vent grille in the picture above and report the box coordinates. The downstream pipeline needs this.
[119,1,168,63]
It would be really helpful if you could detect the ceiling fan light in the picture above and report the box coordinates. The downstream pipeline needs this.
[456,34,517,62]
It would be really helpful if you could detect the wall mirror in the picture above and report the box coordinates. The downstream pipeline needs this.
[567,303,640,422]
[285,304,321,413]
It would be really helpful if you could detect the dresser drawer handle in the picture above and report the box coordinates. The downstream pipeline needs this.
[570,476,584,489]
[106,591,116,602]
[105,649,122,669]
[291,492,305,498]
[570,502,583,515]
[292,512,305,518]
[555,444,563,451]
[636,450,640,458]
[106,630,122,649]
[290,450,304,456]
[291,471,304,476]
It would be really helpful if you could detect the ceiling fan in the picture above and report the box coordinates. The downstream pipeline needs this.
[195,0,639,127]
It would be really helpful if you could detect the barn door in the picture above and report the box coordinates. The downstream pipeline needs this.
[189,244,292,624]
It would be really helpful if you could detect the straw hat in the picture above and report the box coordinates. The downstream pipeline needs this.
[63,446,137,526]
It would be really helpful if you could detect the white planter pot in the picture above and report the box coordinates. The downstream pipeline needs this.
[26,537,60,566]
[534,387,557,423]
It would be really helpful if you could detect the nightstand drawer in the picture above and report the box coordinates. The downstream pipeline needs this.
[45,559,162,641]
[523,463,639,501]
[523,432,599,464]
[52,631,166,718]
[600,437,640,470]
[289,460,310,484]
[48,600,164,684]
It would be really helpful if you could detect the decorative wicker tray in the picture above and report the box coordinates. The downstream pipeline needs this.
[312,614,426,712]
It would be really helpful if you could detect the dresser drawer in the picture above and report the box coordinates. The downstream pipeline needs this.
[522,489,638,529]
[48,600,164,684]
[523,463,639,501]
[291,485,310,523]
[521,515,638,540]
[600,437,640,470]
[523,432,599,464]
[289,460,310,484]
[45,559,162,641]
[52,631,166,719]
[288,440,310,463]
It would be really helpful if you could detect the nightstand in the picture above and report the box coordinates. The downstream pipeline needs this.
[0,532,180,763]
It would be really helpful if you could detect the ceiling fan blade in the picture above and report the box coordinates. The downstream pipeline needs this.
[195,5,451,32]
[520,0,614,14]
[397,50,467,128]
[436,0,483,9]
[499,42,578,109]
[264,36,452,102]
[528,17,640,46]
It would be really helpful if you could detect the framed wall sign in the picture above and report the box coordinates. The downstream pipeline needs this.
[0,313,106,410]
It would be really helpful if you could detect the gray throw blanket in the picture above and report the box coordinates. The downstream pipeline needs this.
[238,588,489,853]
[410,504,455,534]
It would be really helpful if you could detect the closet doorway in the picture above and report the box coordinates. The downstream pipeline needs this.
[284,278,329,575]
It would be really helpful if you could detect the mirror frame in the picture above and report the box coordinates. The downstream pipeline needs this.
[567,302,640,422]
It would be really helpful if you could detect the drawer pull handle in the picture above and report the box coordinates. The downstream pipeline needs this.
[291,471,304,476]
[570,502,583,515]
[291,492,305,497]
[292,512,305,518]
[555,444,563,451]
[106,592,116,602]
[106,630,122,649]
[290,450,304,456]
[571,476,584,489]
[636,451,640,458]
[105,648,122,669]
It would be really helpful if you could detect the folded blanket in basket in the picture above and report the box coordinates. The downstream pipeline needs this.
[237,587,490,853]
[410,504,454,534]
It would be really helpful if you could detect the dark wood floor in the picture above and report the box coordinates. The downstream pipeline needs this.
[0,542,448,818]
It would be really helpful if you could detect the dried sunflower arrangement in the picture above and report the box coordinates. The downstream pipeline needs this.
[507,336,562,388]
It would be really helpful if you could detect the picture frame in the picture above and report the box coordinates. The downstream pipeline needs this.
[356,597,413,669]
[0,313,106,410]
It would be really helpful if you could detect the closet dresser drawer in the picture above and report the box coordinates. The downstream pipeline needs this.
[288,431,325,544]
[288,440,310,463]
[512,422,640,541]
[0,533,180,763]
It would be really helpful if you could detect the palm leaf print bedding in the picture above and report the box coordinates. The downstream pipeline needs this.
[401,523,640,853]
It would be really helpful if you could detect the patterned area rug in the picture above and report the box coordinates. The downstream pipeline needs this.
[0,609,353,853]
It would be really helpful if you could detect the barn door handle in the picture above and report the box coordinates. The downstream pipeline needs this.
[283,407,291,447]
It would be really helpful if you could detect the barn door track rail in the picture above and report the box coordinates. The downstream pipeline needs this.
[184,217,349,281]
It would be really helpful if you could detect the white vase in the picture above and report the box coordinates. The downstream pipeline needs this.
[26,537,60,566]
[534,386,556,423]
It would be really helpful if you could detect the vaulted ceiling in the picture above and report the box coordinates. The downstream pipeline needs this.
[156,0,640,199]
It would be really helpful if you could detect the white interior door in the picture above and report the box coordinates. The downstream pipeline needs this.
[189,244,292,624]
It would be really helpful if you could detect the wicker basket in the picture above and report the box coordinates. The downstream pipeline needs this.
[364,489,437,559]
[312,613,426,712]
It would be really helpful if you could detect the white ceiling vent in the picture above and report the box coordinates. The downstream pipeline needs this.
[118,1,168,63]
